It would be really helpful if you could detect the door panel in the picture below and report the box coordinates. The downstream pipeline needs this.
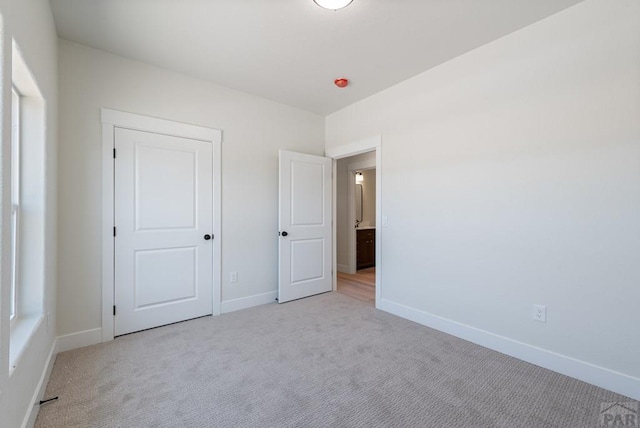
[115,128,213,336]
[134,247,197,308]
[278,150,332,303]
[135,145,196,230]
[290,239,325,283]
[291,162,325,225]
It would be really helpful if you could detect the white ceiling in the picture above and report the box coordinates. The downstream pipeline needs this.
[49,0,583,115]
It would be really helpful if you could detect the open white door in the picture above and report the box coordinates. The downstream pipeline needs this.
[278,150,332,303]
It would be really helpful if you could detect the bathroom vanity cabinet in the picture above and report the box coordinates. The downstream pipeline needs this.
[356,228,376,270]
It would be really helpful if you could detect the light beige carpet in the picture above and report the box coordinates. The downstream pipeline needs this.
[36,292,630,427]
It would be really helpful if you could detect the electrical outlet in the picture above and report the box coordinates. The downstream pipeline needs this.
[230,272,238,283]
[381,215,388,227]
[533,304,547,323]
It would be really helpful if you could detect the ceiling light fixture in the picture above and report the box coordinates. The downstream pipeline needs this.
[313,0,353,11]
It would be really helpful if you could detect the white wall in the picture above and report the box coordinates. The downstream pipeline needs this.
[0,0,58,426]
[361,169,376,227]
[327,0,640,397]
[57,40,325,337]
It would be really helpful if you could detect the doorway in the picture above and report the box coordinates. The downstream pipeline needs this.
[334,151,377,305]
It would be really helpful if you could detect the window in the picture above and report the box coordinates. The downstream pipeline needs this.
[8,40,46,371]
[10,86,20,322]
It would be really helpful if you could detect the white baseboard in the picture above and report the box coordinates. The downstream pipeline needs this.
[56,328,103,353]
[377,298,640,401]
[221,291,278,314]
[22,339,57,428]
[337,264,350,273]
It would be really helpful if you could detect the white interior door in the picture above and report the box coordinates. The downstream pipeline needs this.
[278,150,332,303]
[114,127,213,336]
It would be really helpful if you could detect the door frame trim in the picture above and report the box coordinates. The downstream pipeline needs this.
[326,135,382,305]
[101,108,222,342]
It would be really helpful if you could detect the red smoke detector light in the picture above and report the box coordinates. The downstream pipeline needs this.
[334,78,349,88]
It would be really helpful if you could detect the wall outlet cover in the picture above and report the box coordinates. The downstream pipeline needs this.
[533,304,547,323]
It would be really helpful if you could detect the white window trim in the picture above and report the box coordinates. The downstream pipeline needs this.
[9,315,43,374]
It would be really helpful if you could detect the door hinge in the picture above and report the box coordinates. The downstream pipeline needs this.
[113,148,116,159]
[113,227,116,237]
[113,305,116,316]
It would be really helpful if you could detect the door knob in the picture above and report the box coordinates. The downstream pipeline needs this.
[281,231,288,237]
[204,234,212,240]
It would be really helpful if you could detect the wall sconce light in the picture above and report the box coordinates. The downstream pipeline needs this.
[355,172,363,184]
[314,0,353,10]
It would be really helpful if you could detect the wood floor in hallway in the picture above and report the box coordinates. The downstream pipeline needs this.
[337,267,375,305]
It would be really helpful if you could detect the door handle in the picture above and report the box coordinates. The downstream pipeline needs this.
[280,231,288,237]
[204,234,213,240]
